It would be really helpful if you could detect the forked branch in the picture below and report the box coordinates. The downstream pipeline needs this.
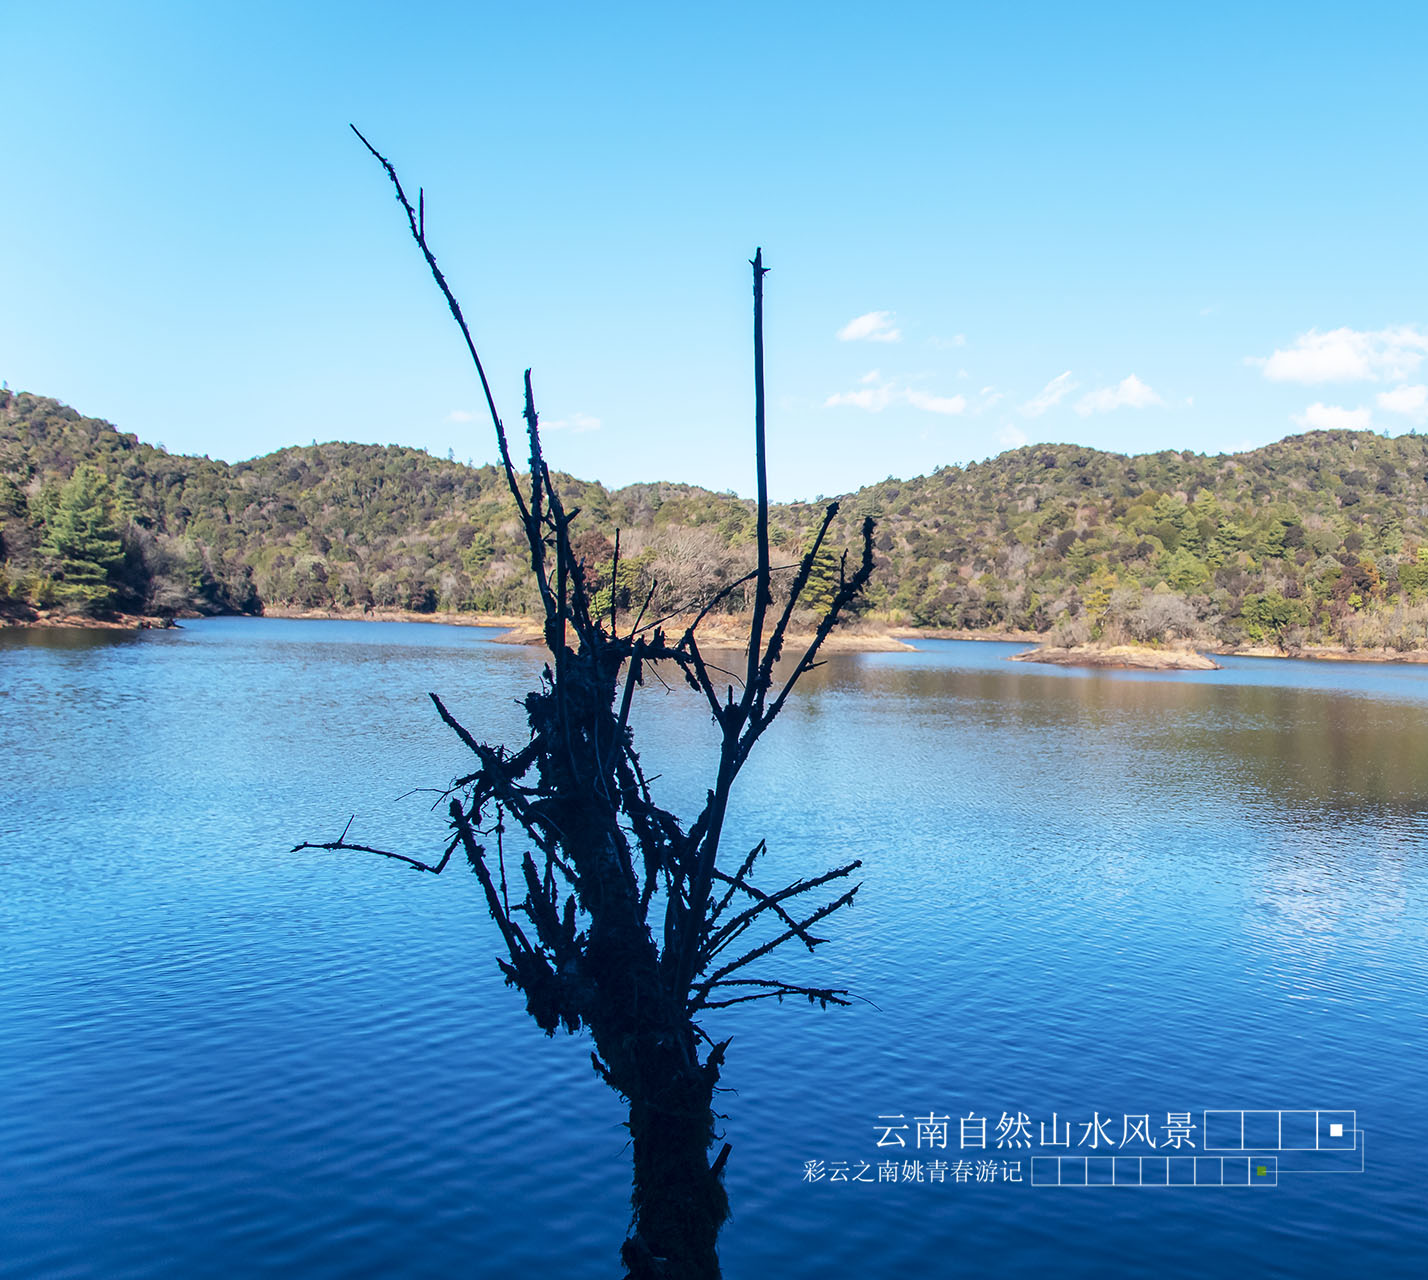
[306,127,882,1279]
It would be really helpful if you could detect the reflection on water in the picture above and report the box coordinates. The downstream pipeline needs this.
[0,621,1424,1278]
[0,625,150,653]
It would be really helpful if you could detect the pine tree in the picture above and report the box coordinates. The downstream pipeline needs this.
[41,465,124,613]
[799,531,841,613]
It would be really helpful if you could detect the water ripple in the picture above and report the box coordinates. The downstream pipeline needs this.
[1,622,1424,1277]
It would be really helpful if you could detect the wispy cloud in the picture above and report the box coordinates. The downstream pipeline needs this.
[905,389,968,415]
[837,311,901,343]
[446,409,477,423]
[1021,371,1077,417]
[1251,326,1428,384]
[826,384,897,412]
[826,373,965,415]
[997,423,1028,448]
[1074,374,1164,417]
[1377,383,1428,421]
[928,333,967,350]
[543,412,602,433]
[1292,402,1372,431]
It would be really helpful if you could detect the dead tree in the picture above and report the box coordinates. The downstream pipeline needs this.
[303,127,875,1279]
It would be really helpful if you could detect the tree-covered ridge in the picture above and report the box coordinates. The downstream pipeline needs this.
[844,431,1428,647]
[5,387,1428,649]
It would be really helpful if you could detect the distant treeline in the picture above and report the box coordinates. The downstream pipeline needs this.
[6,388,1428,650]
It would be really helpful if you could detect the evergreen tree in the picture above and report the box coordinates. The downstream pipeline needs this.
[40,465,124,613]
[799,531,841,613]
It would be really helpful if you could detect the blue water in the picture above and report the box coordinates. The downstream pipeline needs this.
[1,620,1425,1277]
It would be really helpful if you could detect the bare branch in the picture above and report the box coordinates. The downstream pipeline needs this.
[637,559,801,638]
[743,247,773,705]
[704,859,863,963]
[754,503,840,710]
[430,691,482,756]
[348,126,536,546]
[707,840,766,926]
[696,878,862,997]
[693,977,854,1012]
[755,516,876,745]
[291,832,456,874]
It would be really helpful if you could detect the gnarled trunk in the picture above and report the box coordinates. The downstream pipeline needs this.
[620,1047,727,1279]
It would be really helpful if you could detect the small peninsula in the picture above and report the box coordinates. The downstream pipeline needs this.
[1010,644,1221,671]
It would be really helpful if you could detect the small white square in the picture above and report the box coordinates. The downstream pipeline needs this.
[1329,1123,1344,1138]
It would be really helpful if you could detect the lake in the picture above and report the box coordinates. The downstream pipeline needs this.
[1,619,1425,1277]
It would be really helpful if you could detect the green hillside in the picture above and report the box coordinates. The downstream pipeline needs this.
[5,388,1428,650]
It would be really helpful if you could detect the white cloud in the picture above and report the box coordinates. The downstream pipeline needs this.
[837,311,901,343]
[858,369,882,385]
[543,412,602,433]
[826,384,897,412]
[1377,383,1428,420]
[997,424,1028,448]
[1252,326,1428,384]
[1074,374,1164,417]
[825,374,965,415]
[1022,371,1077,417]
[928,333,967,349]
[1292,402,1372,431]
[446,409,477,423]
[905,389,968,415]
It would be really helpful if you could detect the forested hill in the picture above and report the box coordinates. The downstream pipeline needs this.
[6,387,1428,650]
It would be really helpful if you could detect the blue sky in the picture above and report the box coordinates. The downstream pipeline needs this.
[4,2,1427,501]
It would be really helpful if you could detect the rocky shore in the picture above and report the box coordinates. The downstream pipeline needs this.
[261,606,916,652]
[1009,644,1222,671]
[0,603,178,631]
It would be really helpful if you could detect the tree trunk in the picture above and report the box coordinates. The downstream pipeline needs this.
[564,815,729,1277]
[621,1046,727,1279]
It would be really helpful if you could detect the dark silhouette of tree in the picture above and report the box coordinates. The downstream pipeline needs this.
[298,128,875,1279]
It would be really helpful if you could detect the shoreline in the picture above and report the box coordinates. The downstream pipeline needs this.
[9,604,1428,666]
[1010,645,1221,671]
[0,604,180,631]
[887,625,1042,643]
[259,605,542,642]
[254,607,915,651]
[245,606,921,652]
[1215,643,1428,665]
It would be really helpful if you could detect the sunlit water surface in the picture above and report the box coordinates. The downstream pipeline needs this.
[1,620,1425,1277]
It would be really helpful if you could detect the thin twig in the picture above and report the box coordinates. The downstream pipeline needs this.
[291,834,455,874]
